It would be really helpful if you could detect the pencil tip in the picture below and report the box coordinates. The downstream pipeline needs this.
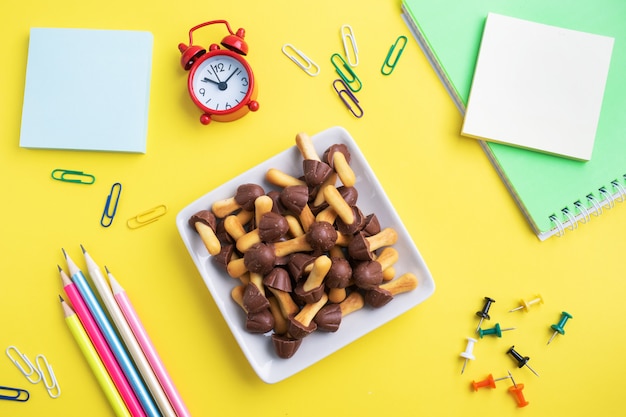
[105,265,110,274]
[57,264,62,272]
[61,248,67,258]
[59,294,64,302]
[80,244,86,253]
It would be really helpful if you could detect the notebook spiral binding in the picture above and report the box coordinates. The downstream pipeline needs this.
[549,175,626,237]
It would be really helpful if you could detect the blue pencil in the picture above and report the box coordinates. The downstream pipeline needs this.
[63,249,162,417]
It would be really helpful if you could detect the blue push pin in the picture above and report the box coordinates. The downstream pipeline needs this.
[478,323,515,338]
[548,311,573,345]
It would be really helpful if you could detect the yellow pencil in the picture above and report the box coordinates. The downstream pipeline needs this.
[60,296,131,417]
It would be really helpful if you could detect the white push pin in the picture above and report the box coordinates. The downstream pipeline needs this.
[460,337,477,374]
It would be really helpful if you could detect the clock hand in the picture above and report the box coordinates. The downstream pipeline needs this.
[202,77,220,85]
[210,65,223,83]
[224,67,240,83]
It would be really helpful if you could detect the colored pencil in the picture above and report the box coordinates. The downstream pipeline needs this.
[59,296,132,417]
[108,267,191,417]
[63,249,162,417]
[59,266,147,417]
[81,246,176,417]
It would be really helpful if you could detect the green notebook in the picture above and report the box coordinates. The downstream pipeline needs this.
[402,0,626,240]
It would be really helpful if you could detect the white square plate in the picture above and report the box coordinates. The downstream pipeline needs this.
[176,126,435,383]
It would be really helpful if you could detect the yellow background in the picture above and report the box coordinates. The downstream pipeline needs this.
[1,1,624,416]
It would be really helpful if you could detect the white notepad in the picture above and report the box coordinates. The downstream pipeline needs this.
[20,28,153,153]
[461,13,614,161]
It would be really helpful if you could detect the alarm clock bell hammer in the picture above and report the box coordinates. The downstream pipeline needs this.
[178,20,259,125]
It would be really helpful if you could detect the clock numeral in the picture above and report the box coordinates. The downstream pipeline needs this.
[241,77,249,87]
[199,88,205,96]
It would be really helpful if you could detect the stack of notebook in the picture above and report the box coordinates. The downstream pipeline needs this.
[402,0,626,240]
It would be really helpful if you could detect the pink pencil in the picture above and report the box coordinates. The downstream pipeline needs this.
[58,266,147,417]
[107,267,191,417]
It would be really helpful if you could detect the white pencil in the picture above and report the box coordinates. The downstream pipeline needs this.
[81,245,177,417]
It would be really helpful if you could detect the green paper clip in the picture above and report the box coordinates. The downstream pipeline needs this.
[51,169,95,184]
[331,53,362,92]
[381,35,408,75]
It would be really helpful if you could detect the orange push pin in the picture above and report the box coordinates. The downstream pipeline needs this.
[471,373,511,391]
[507,371,529,408]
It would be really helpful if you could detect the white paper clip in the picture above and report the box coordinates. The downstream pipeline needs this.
[6,346,41,384]
[36,354,61,399]
[341,24,359,66]
[281,43,320,76]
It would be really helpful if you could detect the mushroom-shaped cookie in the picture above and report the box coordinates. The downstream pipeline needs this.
[322,143,355,187]
[243,243,276,275]
[362,213,381,236]
[263,268,299,319]
[325,256,352,303]
[347,227,398,261]
[287,253,315,282]
[352,247,399,289]
[288,292,329,338]
[236,211,289,252]
[314,291,364,332]
[295,132,332,187]
[306,221,338,253]
[294,255,332,304]
[212,183,265,218]
[271,334,303,359]
[364,272,419,308]
[231,285,275,333]
[279,185,315,231]
[188,210,221,256]
[266,168,306,188]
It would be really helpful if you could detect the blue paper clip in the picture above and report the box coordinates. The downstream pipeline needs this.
[0,386,30,402]
[51,169,95,184]
[330,53,362,92]
[101,183,122,227]
[381,35,408,75]
[333,79,363,118]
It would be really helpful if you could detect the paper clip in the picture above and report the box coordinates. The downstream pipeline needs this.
[381,35,408,75]
[127,204,168,229]
[341,24,359,66]
[333,79,363,118]
[51,169,95,185]
[101,182,122,227]
[35,354,61,399]
[330,53,362,92]
[282,44,320,76]
[0,386,30,402]
[5,346,41,384]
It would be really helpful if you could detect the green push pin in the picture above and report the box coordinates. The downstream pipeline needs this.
[478,323,515,338]
[548,311,573,345]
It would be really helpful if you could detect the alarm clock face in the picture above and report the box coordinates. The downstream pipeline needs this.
[190,53,252,112]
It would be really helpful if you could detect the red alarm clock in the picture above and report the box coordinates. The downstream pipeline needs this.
[178,20,259,125]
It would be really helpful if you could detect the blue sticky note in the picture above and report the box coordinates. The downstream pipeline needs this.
[19,28,153,153]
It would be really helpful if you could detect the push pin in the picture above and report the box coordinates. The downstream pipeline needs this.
[460,337,477,374]
[509,294,544,312]
[478,323,515,338]
[507,371,529,407]
[471,373,511,391]
[507,346,539,377]
[548,311,573,345]
[475,297,495,332]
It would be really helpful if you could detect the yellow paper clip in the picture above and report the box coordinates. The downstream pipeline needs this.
[333,79,363,118]
[0,386,30,402]
[340,24,359,66]
[101,183,122,228]
[281,44,320,76]
[330,53,362,92]
[5,346,41,384]
[35,354,60,399]
[127,204,168,229]
[381,35,408,75]
[51,169,95,184]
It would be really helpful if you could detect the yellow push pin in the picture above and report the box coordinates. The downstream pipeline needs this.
[509,294,544,313]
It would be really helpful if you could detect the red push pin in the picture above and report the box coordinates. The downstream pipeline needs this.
[507,371,529,408]
[471,373,511,391]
